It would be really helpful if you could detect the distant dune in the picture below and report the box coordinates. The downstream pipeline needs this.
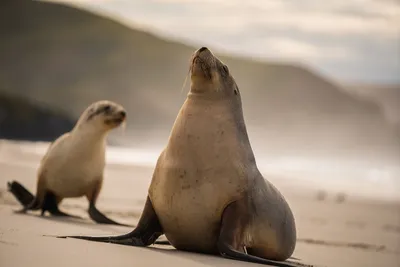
[0,0,399,161]
[342,84,400,130]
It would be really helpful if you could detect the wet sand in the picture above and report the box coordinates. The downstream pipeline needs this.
[0,141,399,267]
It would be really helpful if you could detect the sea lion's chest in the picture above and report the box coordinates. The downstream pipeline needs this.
[149,152,247,253]
[149,99,252,252]
[43,137,106,197]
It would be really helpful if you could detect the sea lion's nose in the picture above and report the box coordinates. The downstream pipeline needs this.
[199,47,208,53]
[119,110,126,118]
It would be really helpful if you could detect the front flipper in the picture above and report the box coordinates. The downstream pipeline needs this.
[57,196,163,247]
[88,203,132,227]
[86,178,132,227]
[42,191,81,218]
[217,199,312,267]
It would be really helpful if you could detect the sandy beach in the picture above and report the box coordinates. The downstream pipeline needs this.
[0,140,399,267]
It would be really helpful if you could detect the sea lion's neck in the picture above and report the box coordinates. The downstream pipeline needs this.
[70,127,108,152]
[166,93,256,164]
[186,92,243,121]
[186,91,249,138]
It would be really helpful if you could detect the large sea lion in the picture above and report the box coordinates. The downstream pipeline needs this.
[57,48,310,267]
[7,100,130,226]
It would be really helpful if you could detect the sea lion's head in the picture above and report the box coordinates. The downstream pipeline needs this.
[78,100,127,132]
[189,47,240,98]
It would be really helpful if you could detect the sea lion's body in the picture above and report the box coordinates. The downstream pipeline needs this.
[149,97,248,253]
[149,73,295,258]
[149,99,245,253]
[60,48,307,267]
[40,132,105,198]
[8,100,130,226]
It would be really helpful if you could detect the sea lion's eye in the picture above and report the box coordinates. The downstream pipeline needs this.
[222,65,229,74]
[103,105,111,113]
[86,108,96,120]
[234,85,239,96]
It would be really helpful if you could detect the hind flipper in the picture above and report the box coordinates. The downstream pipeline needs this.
[8,172,48,212]
[217,199,312,267]
[7,181,36,206]
[15,198,41,213]
[153,237,300,261]
[8,180,42,213]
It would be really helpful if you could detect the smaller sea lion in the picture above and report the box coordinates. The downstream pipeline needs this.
[7,100,130,226]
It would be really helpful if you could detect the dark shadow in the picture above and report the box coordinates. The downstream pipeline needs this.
[146,245,310,267]
[146,246,252,267]
[10,210,134,234]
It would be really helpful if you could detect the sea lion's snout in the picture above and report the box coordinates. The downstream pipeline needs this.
[118,110,126,120]
[106,108,127,126]
[189,47,237,96]
[198,46,208,53]
[116,109,127,124]
[190,47,216,81]
[193,46,213,59]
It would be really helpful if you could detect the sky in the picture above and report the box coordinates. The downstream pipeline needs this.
[47,0,400,84]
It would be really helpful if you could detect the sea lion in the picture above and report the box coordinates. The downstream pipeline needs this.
[7,100,130,226]
[57,48,309,267]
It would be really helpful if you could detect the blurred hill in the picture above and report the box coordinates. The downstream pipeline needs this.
[0,92,75,141]
[0,0,399,161]
[342,84,400,131]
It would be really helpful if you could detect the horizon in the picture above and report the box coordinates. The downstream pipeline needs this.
[44,0,400,85]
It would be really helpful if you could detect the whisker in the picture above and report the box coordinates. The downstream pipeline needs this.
[120,120,127,133]
[180,66,191,95]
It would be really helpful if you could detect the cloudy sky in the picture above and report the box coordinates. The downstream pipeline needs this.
[48,0,399,84]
